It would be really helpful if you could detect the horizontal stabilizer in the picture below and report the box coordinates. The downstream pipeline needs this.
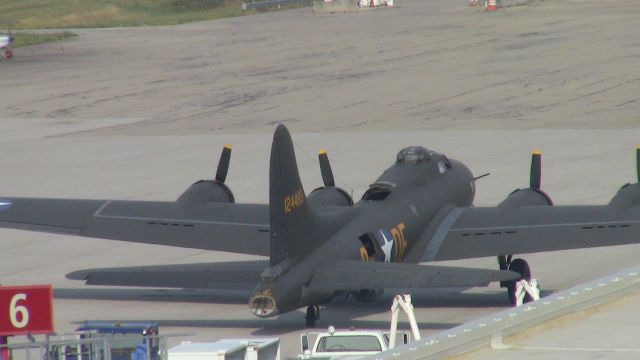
[308,260,518,291]
[66,260,268,290]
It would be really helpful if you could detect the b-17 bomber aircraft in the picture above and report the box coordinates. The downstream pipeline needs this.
[3,125,640,326]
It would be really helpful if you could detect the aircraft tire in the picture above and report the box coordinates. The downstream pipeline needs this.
[305,305,319,327]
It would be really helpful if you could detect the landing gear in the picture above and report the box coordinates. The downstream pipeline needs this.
[497,254,513,290]
[498,255,535,306]
[305,305,320,327]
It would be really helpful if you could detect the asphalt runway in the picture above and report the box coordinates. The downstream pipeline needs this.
[1,0,640,358]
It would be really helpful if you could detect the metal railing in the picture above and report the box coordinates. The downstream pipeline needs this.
[0,333,188,360]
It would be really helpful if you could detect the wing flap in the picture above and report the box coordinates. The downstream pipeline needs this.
[308,260,518,292]
[66,260,267,290]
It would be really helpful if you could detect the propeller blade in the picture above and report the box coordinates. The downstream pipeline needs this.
[530,150,541,190]
[215,144,232,183]
[318,149,335,187]
[636,145,640,183]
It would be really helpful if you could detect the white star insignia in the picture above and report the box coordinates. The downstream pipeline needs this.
[379,231,394,263]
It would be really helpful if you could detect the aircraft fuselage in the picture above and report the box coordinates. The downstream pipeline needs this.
[250,147,476,317]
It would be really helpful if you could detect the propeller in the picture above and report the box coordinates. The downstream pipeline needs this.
[636,145,640,183]
[318,149,335,187]
[215,144,232,183]
[530,150,542,190]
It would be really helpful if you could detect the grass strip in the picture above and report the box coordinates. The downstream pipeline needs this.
[9,32,77,48]
[0,0,246,29]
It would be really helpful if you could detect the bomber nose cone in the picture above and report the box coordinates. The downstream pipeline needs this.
[249,294,279,318]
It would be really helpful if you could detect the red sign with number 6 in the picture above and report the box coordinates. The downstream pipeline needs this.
[0,285,54,335]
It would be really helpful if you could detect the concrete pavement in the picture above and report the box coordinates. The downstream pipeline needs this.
[1,0,639,358]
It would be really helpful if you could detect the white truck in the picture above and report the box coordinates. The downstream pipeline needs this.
[297,326,410,360]
[297,295,422,359]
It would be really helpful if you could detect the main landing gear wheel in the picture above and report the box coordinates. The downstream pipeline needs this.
[506,258,533,306]
[306,305,320,327]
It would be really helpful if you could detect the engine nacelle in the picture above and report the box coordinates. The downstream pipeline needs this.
[307,187,353,208]
[176,180,234,207]
[609,183,640,208]
[497,188,553,211]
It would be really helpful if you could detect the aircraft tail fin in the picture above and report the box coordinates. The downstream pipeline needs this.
[269,125,322,265]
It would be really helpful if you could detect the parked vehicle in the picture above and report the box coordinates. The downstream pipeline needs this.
[298,326,410,360]
[0,32,13,59]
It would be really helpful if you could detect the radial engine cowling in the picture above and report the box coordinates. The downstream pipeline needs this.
[498,188,552,211]
[308,187,353,208]
[498,150,553,210]
[176,180,234,207]
[307,149,354,208]
[610,146,640,207]
[609,183,640,208]
[177,144,235,207]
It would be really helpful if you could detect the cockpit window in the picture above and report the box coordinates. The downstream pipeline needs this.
[438,155,451,174]
[437,161,447,174]
[437,156,452,174]
[397,146,432,164]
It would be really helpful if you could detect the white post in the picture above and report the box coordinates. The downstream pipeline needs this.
[515,279,541,306]
[397,295,421,341]
[389,295,400,349]
[390,294,422,348]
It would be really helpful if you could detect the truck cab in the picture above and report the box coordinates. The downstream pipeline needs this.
[298,327,410,360]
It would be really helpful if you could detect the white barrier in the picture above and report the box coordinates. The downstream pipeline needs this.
[364,265,640,360]
[514,279,540,306]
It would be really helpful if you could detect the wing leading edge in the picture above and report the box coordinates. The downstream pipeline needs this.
[0,197,269,256]
[422,200,640,262]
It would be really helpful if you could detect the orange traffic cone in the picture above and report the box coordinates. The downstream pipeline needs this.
[486,0,497,10]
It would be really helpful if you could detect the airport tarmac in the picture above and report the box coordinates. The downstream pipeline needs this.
[1,0,639,134]
[3,129,640,358]
[1,0,639,358]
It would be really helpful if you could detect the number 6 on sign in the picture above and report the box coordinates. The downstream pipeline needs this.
[0,285,53,335]
[9,294,29,328]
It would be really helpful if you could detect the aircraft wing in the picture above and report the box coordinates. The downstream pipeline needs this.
[66,260,267,290]
[308,260,518,291]
[0,198,269,256]
[421,203,640,262]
